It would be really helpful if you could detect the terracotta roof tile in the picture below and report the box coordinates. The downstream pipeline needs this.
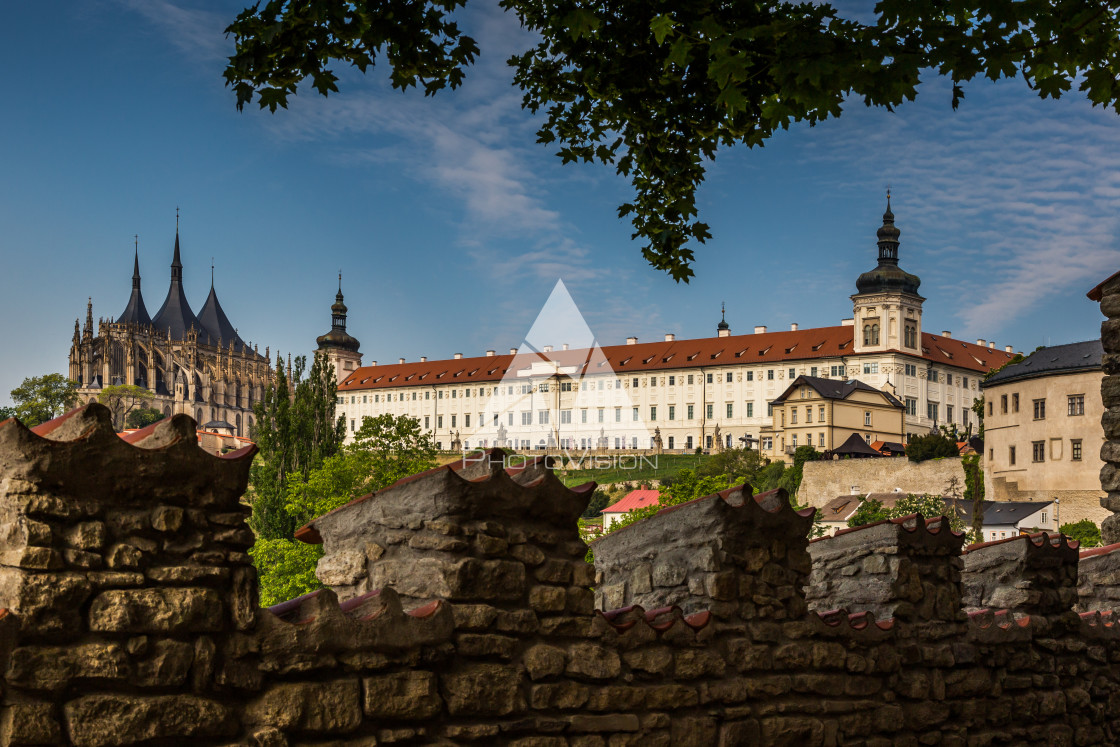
[602,489,660,514]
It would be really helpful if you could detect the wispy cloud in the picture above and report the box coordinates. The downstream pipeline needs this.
[801,77,1120,341]
[116,0,230,61]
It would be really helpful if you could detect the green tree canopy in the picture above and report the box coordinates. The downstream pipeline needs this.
[98,384,154,431]
[126,407,165,429]
[906,432,960,462]
[1060,519,1101,548]
[225,0,1120,281]
[10,374,79,427]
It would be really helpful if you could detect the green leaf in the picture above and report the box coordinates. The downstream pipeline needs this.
[650,13,677,45]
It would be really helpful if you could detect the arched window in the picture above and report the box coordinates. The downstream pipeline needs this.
[904,324,917,348]
[864,323,880,346]
[863,324,872,345]
[236,413,242,436]
[871,324,880,345]
[196,408,203,424]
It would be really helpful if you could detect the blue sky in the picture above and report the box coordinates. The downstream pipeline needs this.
[2,1,1118,405]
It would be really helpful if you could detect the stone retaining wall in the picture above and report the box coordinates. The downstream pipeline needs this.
[799,455,964,509]
[6,405,1120,745]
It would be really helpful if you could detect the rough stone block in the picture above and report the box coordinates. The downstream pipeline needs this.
[1,702,61,745]
[529,585,567,613]
[652,561,686,588]
[64,522,106,551]
[88,588,223,633]
[441,663,525,716]
[566,644,620,680]
[149,506,184,533]
[568,714,640,732]
[63,695,235,747]
[316,550,367,587]
[524,644,567,680]
[7,643,130,692]
[363,671,441,719]
[245,680,362,734]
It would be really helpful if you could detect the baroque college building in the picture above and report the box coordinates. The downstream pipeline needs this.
[320,199,1019,457]
[69,228,270,436]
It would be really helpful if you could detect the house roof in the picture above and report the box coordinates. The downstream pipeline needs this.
[1088,270,1120,301]
[824,495,1051,530]
[870,440,907,454]
[831,433,885,456]
[982,339,1102,387]
[197,283,249,353]
[602,489,660,514]
[772,374,904,408]
[337,327,1017,392]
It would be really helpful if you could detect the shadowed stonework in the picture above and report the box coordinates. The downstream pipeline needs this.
[5,404,1120,745]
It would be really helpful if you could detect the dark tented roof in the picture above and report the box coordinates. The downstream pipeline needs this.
[151,233,204,341]
[831,433,884,456]
[197,284,248,352]
[117,250,151,326]
[982,340,1102,387]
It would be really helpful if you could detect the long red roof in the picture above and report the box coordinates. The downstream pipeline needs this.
[602,489,661,514]
[338,328,1016,392]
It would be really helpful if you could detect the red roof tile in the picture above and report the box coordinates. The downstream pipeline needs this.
[337,328,1016,392]
[602,489,660,514]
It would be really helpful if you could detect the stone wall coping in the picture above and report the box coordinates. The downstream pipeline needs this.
[1079,541,1120,559]
[963,530,1079,554]
[812,513,962,547]
[596,604,712,635]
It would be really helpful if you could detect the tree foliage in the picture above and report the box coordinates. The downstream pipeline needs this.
[249,538,325,608]
[249,353,346,541]
[847,493,966,534]
[98,384,154,431]
[906,432,960,462]
[225,0,1120,281]
[1060,519,1101,548]
[126,407,165,429]
[10,374,79,427]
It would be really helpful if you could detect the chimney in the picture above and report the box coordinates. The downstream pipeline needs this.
[1005,345,1013,353]
[370,361,377,366]
[850,485,861,496]
[510,348,517,355]
[976,339,986,346]
[626,336,638,345]
[841,318,854,327]
[562,343,569,350]
[942,330,951,338]
[543,345,553,353]
[754,325,767,334]
[454,353,463,359]
[485,350,495,357]
[790,323,799,331]
[420,356,427,362]
[664,333,675,342]
[988,341,995,349]
[399,357,405,365]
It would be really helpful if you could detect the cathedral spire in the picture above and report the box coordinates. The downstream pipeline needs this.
[118,238,152,327]
[132,235,141,290]
[717,301,730,336]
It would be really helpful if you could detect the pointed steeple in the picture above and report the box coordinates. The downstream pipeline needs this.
[317,273,361,353]
[118,237,152,326]
[855,191,920,296]
[717,301,729,332]
[875,189,900,263]
[198,261,249,353]
[152,216,202,341]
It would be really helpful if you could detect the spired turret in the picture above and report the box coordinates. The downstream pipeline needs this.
[151,230,203,340]
[316,274,362,382]
[117,244,151,326]
[855,193,921,297]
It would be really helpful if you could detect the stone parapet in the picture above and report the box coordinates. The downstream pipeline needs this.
[961,532,1080,615]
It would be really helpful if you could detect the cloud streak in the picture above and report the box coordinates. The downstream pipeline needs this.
[116,0,230,61]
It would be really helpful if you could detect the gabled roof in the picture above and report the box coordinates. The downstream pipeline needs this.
[773,375,904,408]
[602,489,660,514]
[338,327,1016,392]
[982,339,1102,387]
[870,440,907,454]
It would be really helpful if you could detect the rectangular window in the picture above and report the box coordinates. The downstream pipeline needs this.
[819,405,826,421]
[451,390,456,399]
[945,375,953,387]
[818,432,825,447]
[906,398,917,416]
[864,411,872,426]
[597,380,604,391]
[650,376,657,387]
[863,363,878,374]
[538,410,549,425]
[632,378,639,388]
[726,403,734,418]
[686,435,693,450]
[788,368,796,379]
[791,434,798,447]
[687,404,694,420]
[687,374,693,385]
[537,382,547,393]
[350,419,355,432]
[668,405,676,421]
[810,367,817,377]
[1072,439,1083,461]
[706,373,713,384]
[905,363,916,376]
[508,413,514,426]
[451,415,457,427]
[805,407,812,423]
[831,365,844,377]
[930,371,939,384]
[464,414,470,428]
[633,407,639,422]
[437,416,443,429]
[791,409,798,424]
[767,403,773,416]
[1068,395,1085,416]
[1009,445,1016,465]
[1032,440,1045,462]
[1033,399,1046,420]
[946,405,953,423]
[706,404,713,419]
[521,412,531,425]
[745,371,754,381]
[747,403,754,417]
[650,406,657,421]
[581,410,588,424]
[561,381,572,392]
[963,377,969,388]
[560,410,572,424]
[1012,393,1019,412]
[615,407,622,422]
[669,376,675,386]
[767,369,774,380]
[762,437,773,450]
[424,416,430,429]
[927,402,938,421]
[598,409,605,423]
[438,390,443,399]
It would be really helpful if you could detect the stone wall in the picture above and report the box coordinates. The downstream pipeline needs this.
[7,404,1120,745]
[799,455,965,509]
[1092,273,1120,543]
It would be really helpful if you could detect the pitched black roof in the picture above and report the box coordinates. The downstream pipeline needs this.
[773,375,904,408]
[117,249,151,326]
[831,433,884,456]
[197,282,248,352]
[982,340,1102,387]
[151,232,204,341]
[952,499,1052,527]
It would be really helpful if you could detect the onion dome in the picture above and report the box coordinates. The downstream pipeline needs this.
[117,245,152,326]
[316,275,361,353]
[855,193,921,296]
[717,302,729,332]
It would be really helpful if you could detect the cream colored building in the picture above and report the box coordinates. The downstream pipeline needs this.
[981,339,1106,525]
[328,198,1018,452]
[765,376,904,460]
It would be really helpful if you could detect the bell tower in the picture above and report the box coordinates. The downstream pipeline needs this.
[315,274,363,383]
[851,193,924,355]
